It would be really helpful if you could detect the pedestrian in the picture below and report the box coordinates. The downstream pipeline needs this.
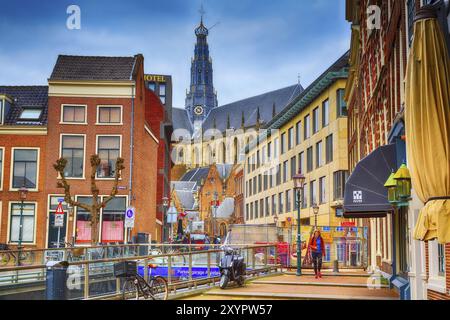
[309,229,325,279]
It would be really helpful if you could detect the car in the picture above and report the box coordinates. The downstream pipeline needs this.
[190,234,210,251]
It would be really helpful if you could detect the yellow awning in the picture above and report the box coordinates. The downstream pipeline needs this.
[405,13,450,244]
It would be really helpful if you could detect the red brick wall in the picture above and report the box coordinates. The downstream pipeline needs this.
[425,242,450,300]
[0,133,47,248]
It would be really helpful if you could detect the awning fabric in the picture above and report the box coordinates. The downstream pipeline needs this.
[343,144,397,218]
[405,11,450,243]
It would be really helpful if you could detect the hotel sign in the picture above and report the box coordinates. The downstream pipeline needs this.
[144,74,166,83]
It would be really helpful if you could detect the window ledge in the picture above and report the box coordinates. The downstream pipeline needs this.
[59,122,88,125]
[427,277,446,294]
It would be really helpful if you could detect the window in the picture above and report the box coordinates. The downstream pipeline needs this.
[407,0,415,45]
[333,171,349,201]
[97,136,121,178]
[255,201,259,219]
[9,203,36,243]
[286,190,291,212]
[278,193,283,214]
[0,148,3,189]
[310,180,317,206]
[288,127,294,150]
[159,83,166,105]
[276,164,281,186]
[283,161,289,183]
[290,156,296,179]
[274,138,279,159]
[304,115,311,139]
[62,105,86,123]
[98,106,122,124]
[248,180,252,196]
[245,204,249,221]
[19,108,42,120]
[319,177,326,204]
[326,134,333,163]
[272,195,277,215]
[324,244,331,262]
[260,199,264,219]
[258,174,262,192]
[148,82,156,91]
[61,135,84,178]
[253,177,257,194]
[298,152,304,174]
[316,141,323,168]
[102,197,126,243]
[313,107,320,134]
[296,121,302,145]
[302,184,308,209]
[12,149,38,189]
[438,244,445,277]
[262,146,267,165]
[337,89,348,117]
[267,142,272,160]
[307,147,313,172]
[281,133,286,154]
[322,99,329,127]
[75,196,93,243]
[250,203,253,220]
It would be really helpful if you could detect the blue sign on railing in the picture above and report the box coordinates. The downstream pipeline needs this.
[137,266,221,278]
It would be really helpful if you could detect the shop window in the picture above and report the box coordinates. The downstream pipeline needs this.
[101,197,126,243]
[75,196,93,244]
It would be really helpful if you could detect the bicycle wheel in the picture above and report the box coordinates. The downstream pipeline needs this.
[19,252,35,266]
[122,278,138,300]
[0,252,11,266]
[150,276,169,300]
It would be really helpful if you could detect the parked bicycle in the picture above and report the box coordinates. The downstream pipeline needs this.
[0,244,35,266]
[114,260,169,300]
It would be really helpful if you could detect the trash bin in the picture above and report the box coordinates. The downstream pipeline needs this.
[333,260,339,273]
[136,233,149,256]
[46,261,69,300]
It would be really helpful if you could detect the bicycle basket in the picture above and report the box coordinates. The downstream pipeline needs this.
[113,261,137,278]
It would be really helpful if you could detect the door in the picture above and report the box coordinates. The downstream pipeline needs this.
[47,196,68,248]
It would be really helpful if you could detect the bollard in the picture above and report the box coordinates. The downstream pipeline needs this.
[333,260,339,273]
[46,261,69,300]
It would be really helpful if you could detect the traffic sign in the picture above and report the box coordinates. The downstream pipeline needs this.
[55,202,65,215]
[54,214,64,227]
[125,207,135,228]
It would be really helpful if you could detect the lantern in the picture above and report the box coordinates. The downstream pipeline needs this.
[393,163,412,200]
[18,186,28,201]
[384,172,398,204]
[293,172,306,191]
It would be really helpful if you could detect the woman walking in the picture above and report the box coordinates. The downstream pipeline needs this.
[309,230,325,279]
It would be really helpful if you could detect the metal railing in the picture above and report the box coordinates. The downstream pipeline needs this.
[0,244,280,300]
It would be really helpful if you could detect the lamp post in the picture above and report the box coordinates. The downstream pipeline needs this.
[212,191,218,238]
[162,196,169,243]
[17,185,28,266]
[313,203,320,229]
[293,171,306,276]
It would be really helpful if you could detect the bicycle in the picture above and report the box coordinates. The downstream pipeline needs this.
[116,261,169,300]
[0,244,35,266]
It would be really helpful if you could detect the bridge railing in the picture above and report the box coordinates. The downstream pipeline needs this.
[0,244,280,300]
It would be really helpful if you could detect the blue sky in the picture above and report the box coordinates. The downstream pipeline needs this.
[0,0,350,108]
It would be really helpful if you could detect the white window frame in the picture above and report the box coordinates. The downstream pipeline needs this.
[96,105,123,125]
[60,104,88,125]
[7,201,38,245]
[0,147,4,191]
[59,134,86,180]
[95,134,123,180]
[427,240,446,294]
[9,147,40,192]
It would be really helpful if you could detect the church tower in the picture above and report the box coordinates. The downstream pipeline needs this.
[185,12,218,124]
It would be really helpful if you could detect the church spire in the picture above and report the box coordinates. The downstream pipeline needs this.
[185,4,218,124]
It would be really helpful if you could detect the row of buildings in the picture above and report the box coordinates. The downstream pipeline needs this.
[0,55,173,248]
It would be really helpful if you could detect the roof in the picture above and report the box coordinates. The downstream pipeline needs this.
[0,86,48,126]
[174,190,197,211]
[171,181,197,191]
[216,198,235,219]
[180,167,211,185]
[172,108,192,134]
[202,84,303,132]
[216,164,234,180]
[49,55,139,81]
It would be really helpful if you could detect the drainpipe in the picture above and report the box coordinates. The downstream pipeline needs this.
[127,82,135,244]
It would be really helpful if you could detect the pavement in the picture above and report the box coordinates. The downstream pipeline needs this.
[182,271,399,300]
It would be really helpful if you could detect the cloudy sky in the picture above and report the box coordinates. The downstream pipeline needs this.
[0,0,350,108]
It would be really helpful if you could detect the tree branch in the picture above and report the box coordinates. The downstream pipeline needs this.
[101,157,125,207]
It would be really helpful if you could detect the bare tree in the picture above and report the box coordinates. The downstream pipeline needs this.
[53,155,125,245]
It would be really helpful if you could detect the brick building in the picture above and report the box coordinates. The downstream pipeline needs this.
[344,0,450,300]
[45,54,160,245]
[0,86,49,248]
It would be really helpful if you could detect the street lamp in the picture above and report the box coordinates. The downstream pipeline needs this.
[17,185,28,266]
[162,197,169,243]
[312,203,320,229]
[293,171,306,276]
[393,163,412,204]
[212,191,219,238]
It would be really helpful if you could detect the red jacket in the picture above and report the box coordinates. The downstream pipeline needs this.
[309,236,326,256]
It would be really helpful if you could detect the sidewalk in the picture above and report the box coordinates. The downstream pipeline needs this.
[182,273,398,300]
